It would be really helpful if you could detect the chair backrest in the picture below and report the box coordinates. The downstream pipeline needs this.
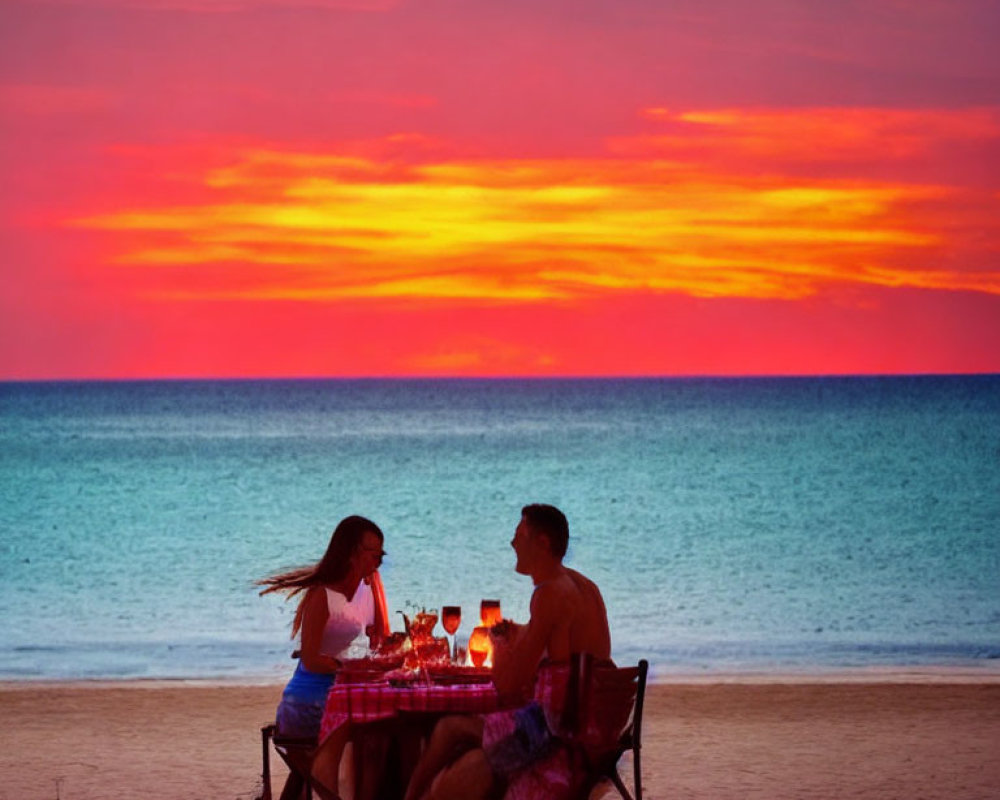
[559,653,648,800]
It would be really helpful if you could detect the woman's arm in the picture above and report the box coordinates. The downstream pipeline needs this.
[299,587,343,673]
[367,571,390,649]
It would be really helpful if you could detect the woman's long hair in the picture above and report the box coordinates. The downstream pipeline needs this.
[258,515,384,637]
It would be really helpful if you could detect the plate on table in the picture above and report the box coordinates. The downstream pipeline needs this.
[337,655,403,684]
[428,666,493,685]
[384,667,421,687]
[336,668,388,684]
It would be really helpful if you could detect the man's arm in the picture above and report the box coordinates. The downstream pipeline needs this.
[491,583,567,701]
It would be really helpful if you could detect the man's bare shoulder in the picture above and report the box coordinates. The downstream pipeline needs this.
[565,567,603,595]
[530,574,572,604]
[528,570,580,614]
[530,568,605,612]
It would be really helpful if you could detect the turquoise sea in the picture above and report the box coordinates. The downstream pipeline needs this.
[1,377,998,682]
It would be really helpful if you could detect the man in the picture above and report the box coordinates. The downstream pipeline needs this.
[492,503,611,700]
[404,504,612,800]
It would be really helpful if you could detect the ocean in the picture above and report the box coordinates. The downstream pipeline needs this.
[1,376,998,682]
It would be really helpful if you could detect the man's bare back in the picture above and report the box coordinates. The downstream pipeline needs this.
[532,567,611,663]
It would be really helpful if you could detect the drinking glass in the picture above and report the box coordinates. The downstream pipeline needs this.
[468,626,491,668]
[442,605,461,661]
[422,608,439,637]
[480,599,501,627]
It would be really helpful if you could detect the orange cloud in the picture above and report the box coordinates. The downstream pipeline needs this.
[626,106,1000,162]
[72,108,1000,305]
[403,338,557,373]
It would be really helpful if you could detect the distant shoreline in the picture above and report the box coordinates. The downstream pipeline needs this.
[4,662,1000,691]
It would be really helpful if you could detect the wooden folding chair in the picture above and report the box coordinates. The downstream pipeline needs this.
[262,720,400,800]
[260,724,321,800]
[560,653,648,800]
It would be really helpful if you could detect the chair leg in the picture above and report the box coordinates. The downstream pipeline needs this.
[634,746,642,800]
[261,726,274,800]
[275,751,345,800]
[277,770,306,800]
[609,769,635,800]
[276,750,323,800]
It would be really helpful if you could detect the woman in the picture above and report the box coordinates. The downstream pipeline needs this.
[259,514,390,737]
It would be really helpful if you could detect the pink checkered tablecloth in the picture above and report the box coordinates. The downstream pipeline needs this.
[319,682,500,743]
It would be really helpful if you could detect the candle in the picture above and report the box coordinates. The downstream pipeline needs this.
[468,625,491,668]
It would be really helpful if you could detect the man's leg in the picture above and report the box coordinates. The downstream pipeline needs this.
[403,715,484,800]
[426,748,495,800]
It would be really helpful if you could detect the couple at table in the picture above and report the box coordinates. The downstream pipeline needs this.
[260,503,612,800]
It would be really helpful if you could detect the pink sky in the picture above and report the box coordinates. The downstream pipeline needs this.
[1,0,998,378]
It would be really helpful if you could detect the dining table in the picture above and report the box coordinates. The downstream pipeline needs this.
[312,677,503,800]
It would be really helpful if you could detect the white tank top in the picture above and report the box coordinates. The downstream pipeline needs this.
[320,580,375,658]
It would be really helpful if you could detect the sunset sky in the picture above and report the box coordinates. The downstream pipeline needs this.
[2,0,998,379]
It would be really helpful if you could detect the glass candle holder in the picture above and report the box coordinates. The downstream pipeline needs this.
[468,625,491,668]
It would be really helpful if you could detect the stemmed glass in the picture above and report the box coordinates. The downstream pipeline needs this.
[441,605,461,662]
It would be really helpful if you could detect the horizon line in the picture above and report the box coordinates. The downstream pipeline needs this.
[2,370,999,386]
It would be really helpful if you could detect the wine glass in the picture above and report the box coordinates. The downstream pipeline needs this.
[442,605,461,661]
[480,599,501,628]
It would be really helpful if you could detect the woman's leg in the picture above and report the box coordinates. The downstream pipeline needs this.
[309,725,350,800]
[403,715,484,800]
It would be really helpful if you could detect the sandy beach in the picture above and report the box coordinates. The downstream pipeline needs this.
[3,674,999,800]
